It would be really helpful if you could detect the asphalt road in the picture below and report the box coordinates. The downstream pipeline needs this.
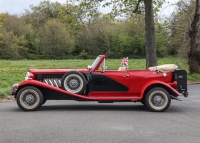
[0,84,200,143]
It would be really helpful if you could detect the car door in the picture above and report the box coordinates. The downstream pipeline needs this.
[90,70,130,94]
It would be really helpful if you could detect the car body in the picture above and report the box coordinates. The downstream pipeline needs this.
[11,55,188,112]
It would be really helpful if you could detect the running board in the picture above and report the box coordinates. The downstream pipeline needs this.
[89,96,140,101]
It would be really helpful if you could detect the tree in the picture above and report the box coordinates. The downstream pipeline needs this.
[157,0,200,73]
[166,0,194,57]
[73,0,165,68]
[75,12,112,57]
[0,0,169,60]
[38,19,74,59]
[0,14,28,59]
[188,0,200,74]
[144,0,157,68]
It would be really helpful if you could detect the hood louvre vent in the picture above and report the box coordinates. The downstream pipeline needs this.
[43,78,61,88]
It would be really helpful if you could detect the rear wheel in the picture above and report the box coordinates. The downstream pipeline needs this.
[145,87,171,112]
[16,86,44,111]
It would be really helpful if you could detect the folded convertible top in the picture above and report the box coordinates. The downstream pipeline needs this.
[149,64,178,73]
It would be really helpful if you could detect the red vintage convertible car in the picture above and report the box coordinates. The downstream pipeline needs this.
[11,55,188,112]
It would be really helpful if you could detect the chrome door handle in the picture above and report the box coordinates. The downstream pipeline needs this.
[122,74,129,77]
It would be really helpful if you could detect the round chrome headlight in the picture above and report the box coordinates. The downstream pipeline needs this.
[25,72,31,80]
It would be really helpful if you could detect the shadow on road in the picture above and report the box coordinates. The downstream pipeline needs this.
[10,101,194,113]
[39,103,148,112]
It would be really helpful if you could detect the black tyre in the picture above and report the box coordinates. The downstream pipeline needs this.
[42,98,47,105]
[145,87,171,112]
[140,100,145,105]
[61,71,87,94]
[16,86,44,111]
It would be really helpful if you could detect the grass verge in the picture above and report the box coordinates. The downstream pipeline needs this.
[0,57,199,98]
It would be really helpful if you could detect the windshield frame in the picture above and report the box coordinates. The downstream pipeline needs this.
[89,55,105,71]
[91,56,101,69]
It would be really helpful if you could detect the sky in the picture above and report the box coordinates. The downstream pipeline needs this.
[0,0,179,16]
[0,0,66,14]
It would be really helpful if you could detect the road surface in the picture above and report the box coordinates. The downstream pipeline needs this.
[0,84,199,143]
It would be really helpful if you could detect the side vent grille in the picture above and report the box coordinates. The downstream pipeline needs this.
[43,78,61,88]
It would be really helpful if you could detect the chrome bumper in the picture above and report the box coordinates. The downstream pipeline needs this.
[11,84,19,96]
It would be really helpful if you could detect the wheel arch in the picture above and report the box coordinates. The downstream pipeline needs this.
[81,72,90,82]
[140,82,180,101]
[15,84,44,98]
[15,84,80,101]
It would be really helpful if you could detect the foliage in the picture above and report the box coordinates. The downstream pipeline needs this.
[0,0,171,60]
[165,0,200,74]
[78,49,89,59]
[38,19,74,59]
[0,14,28,59]
[0,0,196,71]
[166,0,195,57]
[156,22,168,57]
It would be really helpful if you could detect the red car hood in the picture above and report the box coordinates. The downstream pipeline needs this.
[29,69,89,74]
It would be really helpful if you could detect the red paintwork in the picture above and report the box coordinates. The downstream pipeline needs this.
[14,55,182,101]
[89,69,181,99]
[17,80,139,101]
[29,69,88,75]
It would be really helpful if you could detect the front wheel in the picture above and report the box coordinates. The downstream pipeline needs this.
[42,98,47,105]
[16,86,44,111]
[145,87,171,112]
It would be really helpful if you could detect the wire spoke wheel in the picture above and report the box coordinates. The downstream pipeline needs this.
[61,71,87,94]
[145,87,171,112]
[66,76,81,91]
[17,86,43,111]
[22,91,38,106]
[149,91,167,110]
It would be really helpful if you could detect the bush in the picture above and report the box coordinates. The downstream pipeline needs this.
[77,50,89,59]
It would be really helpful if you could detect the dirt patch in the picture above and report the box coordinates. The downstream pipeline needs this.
[0,96,15,103]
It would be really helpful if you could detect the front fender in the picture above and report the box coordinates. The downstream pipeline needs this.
[16,80,90,100]
[139,80,181,99]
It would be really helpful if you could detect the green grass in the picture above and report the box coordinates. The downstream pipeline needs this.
[187,73,200,81]
[0,57,199,98]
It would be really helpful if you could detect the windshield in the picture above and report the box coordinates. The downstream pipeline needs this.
[91,56,101,69]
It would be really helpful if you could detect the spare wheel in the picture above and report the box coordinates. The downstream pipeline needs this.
[61,71,87,94]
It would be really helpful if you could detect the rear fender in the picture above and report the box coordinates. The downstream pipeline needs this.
[139,80,181,100]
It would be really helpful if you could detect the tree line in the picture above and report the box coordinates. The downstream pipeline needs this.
[0,0,197,63]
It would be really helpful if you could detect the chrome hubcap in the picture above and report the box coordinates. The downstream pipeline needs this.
[151,94,165,107]
[67,77,80,90]
[23,93,37,106]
